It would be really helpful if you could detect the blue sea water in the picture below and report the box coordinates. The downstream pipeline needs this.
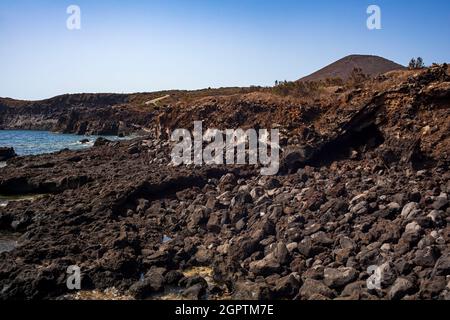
[0,130,129,156]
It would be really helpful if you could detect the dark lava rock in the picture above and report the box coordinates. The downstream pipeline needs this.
[0,147,16,161]
[232,281,271,300]
[323,267,358,289]
[265,178,281,190]
[179,276,208,290]
[298,237,326,258]
[180,276,208,300]
[388,277,416,300]
[340,281,369,299]
[249,257,281,276]
[419,277,447,299]
[232,192,253,206]
[129,273,165,299]
[230,238,259,261]
[94,137,111,147]
[432,196,449,210]
[272,274,302,299]
[298,279,335,300]
[414,246,440,267]
[164,270,184,285]
[182,283,206,300]
[206,212,222,233]
[432,252,450,276]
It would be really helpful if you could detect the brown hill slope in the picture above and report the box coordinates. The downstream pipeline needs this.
[299,54,405,81]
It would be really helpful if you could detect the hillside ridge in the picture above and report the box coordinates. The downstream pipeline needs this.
[299,54,405,82]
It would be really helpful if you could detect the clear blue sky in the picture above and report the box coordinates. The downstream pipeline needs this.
[1,0,449,100]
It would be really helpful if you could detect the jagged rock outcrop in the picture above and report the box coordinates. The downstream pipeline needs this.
[0,147,16,161]
[0,94,152,136]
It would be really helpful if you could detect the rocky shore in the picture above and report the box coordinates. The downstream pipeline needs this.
[0,65,449,300]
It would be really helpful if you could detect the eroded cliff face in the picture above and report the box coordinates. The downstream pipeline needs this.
[0,93,152,136]
[0,65,449,300]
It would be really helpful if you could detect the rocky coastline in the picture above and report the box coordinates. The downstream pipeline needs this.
[0,65,449,300]
[0,94,152,136]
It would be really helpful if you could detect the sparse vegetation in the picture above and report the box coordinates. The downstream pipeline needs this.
[271,78,344,97]
[409,57,425,70]
[347,67,369,88]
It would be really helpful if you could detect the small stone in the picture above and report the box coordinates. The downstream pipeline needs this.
[351,201,368,215]
[387,202,401,210]
[334,248,352,264]
[377,262,397,288]
[420,277,446,299]
[341,281,366,298]
[218,173,236,190]
[205,197,217,210]
[416,170,427,177]
[394,259,413,275]
[195,247,212,264]
[266,178,281,190]
[217,243,229,255]
[311,231,333,246]
[273,242,290,265]
[283,206,295,215]
[409,191,421,203]
[164,271,184,285]
[427,210,443,224]
[389,278,415,300]
[286,242,298,252]
[129,272,165,299]
[414,246,440,267]
[231,192,253,206]
[324,267,358,289]
[299,279,335,300]
[304,223,322,236]
[250,187,264,200]
[298,237,325,258]
[339,237,356,250]
[350,193,367,204]
[233,281,271,300]
[401,202,418,218]
[235,218,246,231]
[432,196,448,210]
[432,252,450,276]
[136,199,150,212]
[182,283,206,300]
[179,276,208,289]
[402,221,422,245]
[187,206,207,231]
[273,274,302,299]
[94,137,111,147]
[206,212,222,233]
[249,257,280,276]
[405,221,421,233]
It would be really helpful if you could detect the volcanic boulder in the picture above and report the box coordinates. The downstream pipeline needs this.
[0,147,16,161]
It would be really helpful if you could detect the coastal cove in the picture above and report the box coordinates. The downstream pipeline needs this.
[0,130,132,156]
